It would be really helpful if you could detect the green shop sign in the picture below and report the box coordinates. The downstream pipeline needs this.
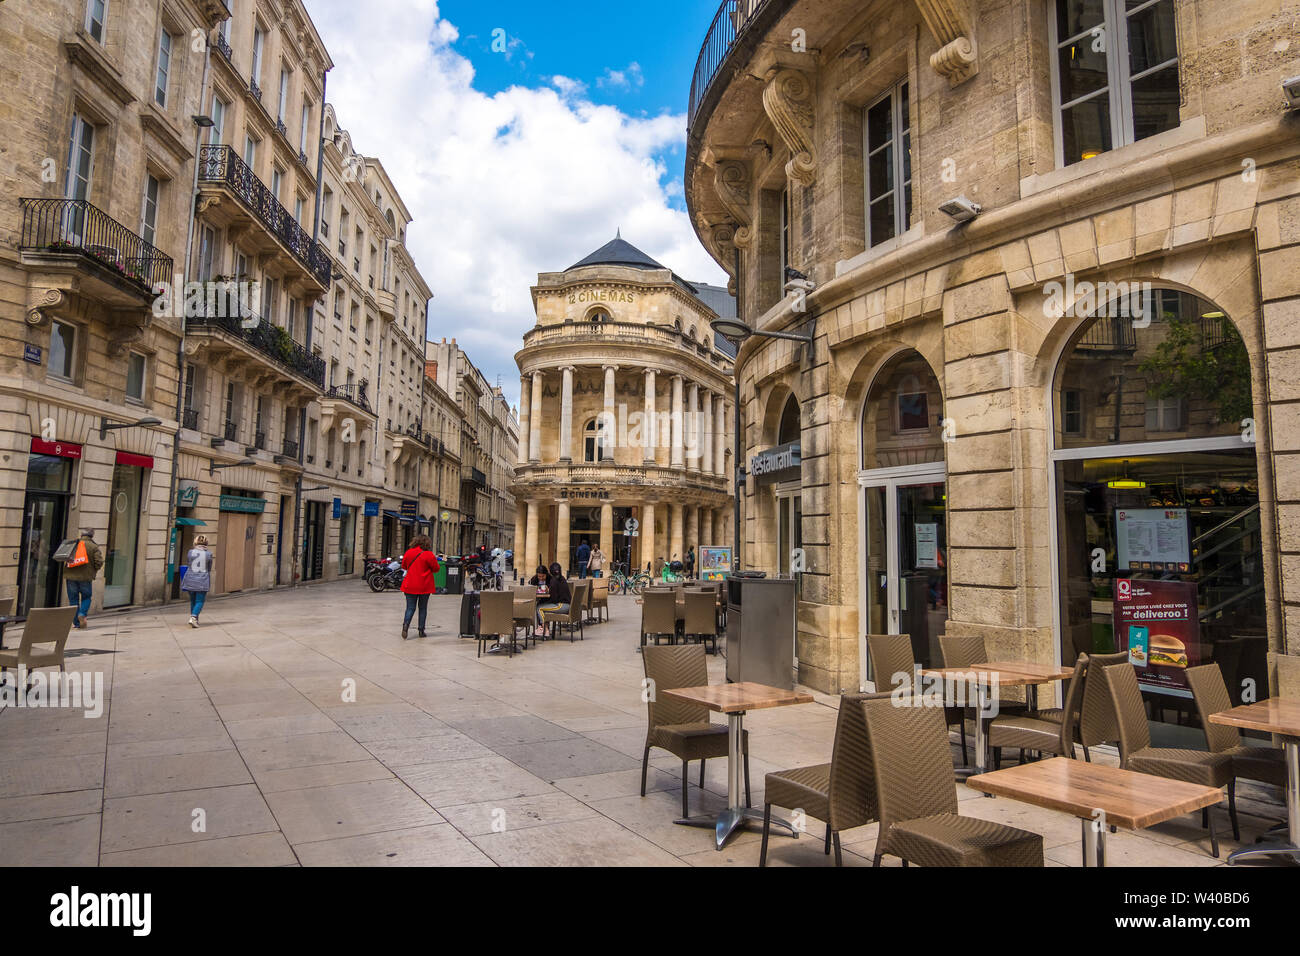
[219,494,266,514]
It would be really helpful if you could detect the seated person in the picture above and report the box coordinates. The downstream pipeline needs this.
[528,565,549,588]
[536,562,572,635]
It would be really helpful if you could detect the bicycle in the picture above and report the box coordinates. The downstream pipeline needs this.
[611,565,651,595]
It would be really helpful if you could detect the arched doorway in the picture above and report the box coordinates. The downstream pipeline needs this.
[773,395,802,579]
[1050,287,1266,723]
[857,349,947,680]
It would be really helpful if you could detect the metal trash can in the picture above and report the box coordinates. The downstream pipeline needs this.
[725,574,796,689]
[445,557,464,594]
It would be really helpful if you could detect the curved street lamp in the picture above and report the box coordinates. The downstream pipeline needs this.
[100,415,163,439]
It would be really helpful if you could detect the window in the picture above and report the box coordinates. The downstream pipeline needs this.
[251,27,264,86]
[278,68,289,121]
[293,195,304,225]
[183,363,196,411]
[243,135,257,170]
[209,96,227,145]
[1062,389,1085,435]
[864,81,912,247]
[219,3,231,42]
[300,100,310,152]
[85,0,107,42]
[254,395,265,443]
[126,351,146,402]
[270,167,283,201]
[1146,396,1185,433]
[154,31,173,107]
[286,299,297,341]
[65,115,95,202]
[780,187,790,277]
[896,390,930,432]
[1051,0,1180,166]
[50,320,77,381]
[321,188,332,237]
[197,225,215,281]
[140,174,160,248]
[261,277,278,323]
[583,418,607,463]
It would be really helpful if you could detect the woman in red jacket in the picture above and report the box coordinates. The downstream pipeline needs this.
[400,534,440,639]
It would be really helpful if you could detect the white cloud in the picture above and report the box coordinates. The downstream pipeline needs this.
[597,62,645,91]
[307,1,725,407]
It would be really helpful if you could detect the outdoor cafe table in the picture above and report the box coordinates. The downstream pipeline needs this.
[968,757,1224,867]
[1209,698,1300,865]
[660,681,813,849]
[920,661,1074,776]
[0,615,25,650]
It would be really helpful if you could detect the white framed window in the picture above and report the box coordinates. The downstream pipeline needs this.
[1145,396,1185,433]
[251,26,264,86]
[85,0,107,43]
[270,167,283,201]
[864,81,911,248]
[278,68,289,121]
[1050,0,1180,167]
[50,320,78,381]
[65,114,95,202]
[197,225,215,281]
[154,30,173,107]
[300,100,310,152]
[243,134,257,169]
[140,174,160,248]
[219,2,232,42]
[320,188,332,237]
[293,195,304,225]
[209,96,227,145]
[125,351,146,402]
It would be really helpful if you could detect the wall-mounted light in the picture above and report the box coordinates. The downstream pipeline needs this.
[1283,75,1300,110]
[938,196,981,223]
[209,457,255,475]
[100,416,162,440]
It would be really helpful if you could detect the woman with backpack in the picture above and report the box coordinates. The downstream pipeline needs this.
[400,534,440,640]
[181,535,214,627]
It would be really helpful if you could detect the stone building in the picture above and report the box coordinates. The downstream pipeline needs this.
[513,236,736,577]
[1,0,229,615]
[682,0,1300,700]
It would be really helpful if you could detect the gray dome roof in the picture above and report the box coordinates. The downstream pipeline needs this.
[567,233,667,271]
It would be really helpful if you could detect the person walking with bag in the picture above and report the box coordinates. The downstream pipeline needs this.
[181,535,215,627]
[63,528,103,629]
[587,545,605,578]
[400,534,440,640]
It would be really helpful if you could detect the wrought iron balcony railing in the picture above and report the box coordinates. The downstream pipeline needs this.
[688,0,779,129]
[183,407,200,430]
[249,79,262,101]
[18,198,173,292]
[188,310,326,388]
[325,382,372,412]
[223,420,238,442]
[282,438,299,459]
[198,145,330,287]
[214,32,232,62]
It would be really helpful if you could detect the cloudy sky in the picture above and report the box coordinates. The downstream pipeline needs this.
[308,0,728,407]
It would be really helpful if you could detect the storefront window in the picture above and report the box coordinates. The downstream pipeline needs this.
[338,505,356,575]
[861,351,945,469]
[1054,291,1265,719]
[104,464,144,607]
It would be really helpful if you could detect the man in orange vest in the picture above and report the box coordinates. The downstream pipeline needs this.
[63,528,104,629]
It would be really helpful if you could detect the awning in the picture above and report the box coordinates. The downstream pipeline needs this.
[174,517,207,527]
[382,510,414,524]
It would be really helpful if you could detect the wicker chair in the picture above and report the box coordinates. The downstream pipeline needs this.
[1078,650,1129,759]
[640,590,677,648]
[641,644,750,817]
[1099,662,1233,857]
[0,605,78,681]
[760,691,887,866]
[511,589,537,649]
[477,590,519,658]
[590,579,610,623]
[541,581,587,642]
[1185,663,1286,840]
[938,633,1029,765]
[862,697,1044,867]
[682,590,718,654]
[990,653,1088,767]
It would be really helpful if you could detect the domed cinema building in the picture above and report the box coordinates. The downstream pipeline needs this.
[513,236,737,576]
[684,0,1299,702]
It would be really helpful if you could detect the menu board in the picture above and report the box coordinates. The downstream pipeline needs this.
[1115,508,1190,572]
[914,524,939,570]
[1114,578,1200,697]
[699,547,732,581]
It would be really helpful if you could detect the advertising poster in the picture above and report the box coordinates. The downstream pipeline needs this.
[699,546,732,580]
[1113,578,1200,697]
[1116,508,1191,572]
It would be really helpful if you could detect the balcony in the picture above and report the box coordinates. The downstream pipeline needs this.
[520,319,734,371]
[183,407,200,430]
[18,198,173,305]
[515,461,729,496]
[223,420,238,443]
[376,288,396,320]
[282,438,299,458]
[325,382,372,413]
[197,146,331,291]
[464,467,487,487]
[688,0,787,131]
[187,311,326,391]
[213,32,232,62]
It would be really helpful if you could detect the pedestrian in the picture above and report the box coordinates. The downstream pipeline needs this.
[62,527,103,629]
[535,562,571,638]
[575,537,591,578]
[400,533,440,640]
[181,535,215,627]
[588,545,605,578]
[685,546,697,579]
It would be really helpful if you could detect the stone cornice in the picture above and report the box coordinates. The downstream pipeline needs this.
[63,33,135,107]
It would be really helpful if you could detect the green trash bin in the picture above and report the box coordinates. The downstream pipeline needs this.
[433,562,448,594]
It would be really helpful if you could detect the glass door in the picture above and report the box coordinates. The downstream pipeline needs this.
[104,464,144,607]
[19,492,68,614]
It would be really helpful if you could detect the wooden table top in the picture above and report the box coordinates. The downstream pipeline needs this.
[662,681,813,714]
[921,661,1074,687]
[1209,698,1300,738]
[968,757,1224,830]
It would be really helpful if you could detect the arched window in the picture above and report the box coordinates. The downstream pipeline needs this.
[860,351,944,470]
[583,418,608,463]
[777,395,800,445]
[589,309,609,324]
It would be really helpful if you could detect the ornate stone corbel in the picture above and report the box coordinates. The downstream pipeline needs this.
[914,0,978,86]
[26,289,65,327]
[761,69,816,186]
[711,160,754,249]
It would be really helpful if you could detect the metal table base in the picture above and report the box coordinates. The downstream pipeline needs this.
[1228,739,1300,866]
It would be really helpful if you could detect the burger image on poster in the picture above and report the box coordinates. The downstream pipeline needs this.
[1148,634,1189,669]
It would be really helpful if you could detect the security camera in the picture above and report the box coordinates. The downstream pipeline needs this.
[1284,75,1300,110]
[939,196,982,223]
[783,266,814,295]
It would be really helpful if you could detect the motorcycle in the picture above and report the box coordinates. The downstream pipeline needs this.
[367,558,405,592]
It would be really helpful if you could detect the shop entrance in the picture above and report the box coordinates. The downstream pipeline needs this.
[104,463,145,608]
[18,461,72,615]
[303,500,326,581]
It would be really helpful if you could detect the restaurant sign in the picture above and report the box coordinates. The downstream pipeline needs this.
[219,494,266,514]
[749,442,801,485]
[400,500,418,517]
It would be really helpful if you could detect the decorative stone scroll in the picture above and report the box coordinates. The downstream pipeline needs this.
[761,69,816,186]
[711,159,754,249]
[25,288,65,327]
[913,0,978,86]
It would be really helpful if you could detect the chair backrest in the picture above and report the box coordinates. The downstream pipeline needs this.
[1056,654,1089,755]
[938,634,986,669]
[1185,663,1242,753]
[866,634,914,692]
[16,605,79,664]
[567,581,589,620]
[643,644,709,729]
[641,590,677,634]
[479,590,515,637]
[0,597,13,617]
[683,590,716,635]
[827,691,890,830]
[1211,638,1245,705]
[862,697,958,831]
[1099,662,1151,765]
[1079,650,1129,746]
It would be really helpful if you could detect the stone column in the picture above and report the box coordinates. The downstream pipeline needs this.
[518,376,531,467]
[524,499,539,572]
[559,365,574,462]
[599,500,613,572]
[601,365,617,461]
[529,372,543,463]
[687,383,700,472]
[696,505,706,551]
[670,374,684,469]
[714,395,726,479]
[670,501,684,564]
[699,388,712,475]
[556,499,570,574]
[641,502,656,574]
[514,502,527,582]
[643,369,657,464]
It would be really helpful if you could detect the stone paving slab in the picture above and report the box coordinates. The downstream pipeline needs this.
[0,580,1283,866]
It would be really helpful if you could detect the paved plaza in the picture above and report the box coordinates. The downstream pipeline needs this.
[0,581,1285,867]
